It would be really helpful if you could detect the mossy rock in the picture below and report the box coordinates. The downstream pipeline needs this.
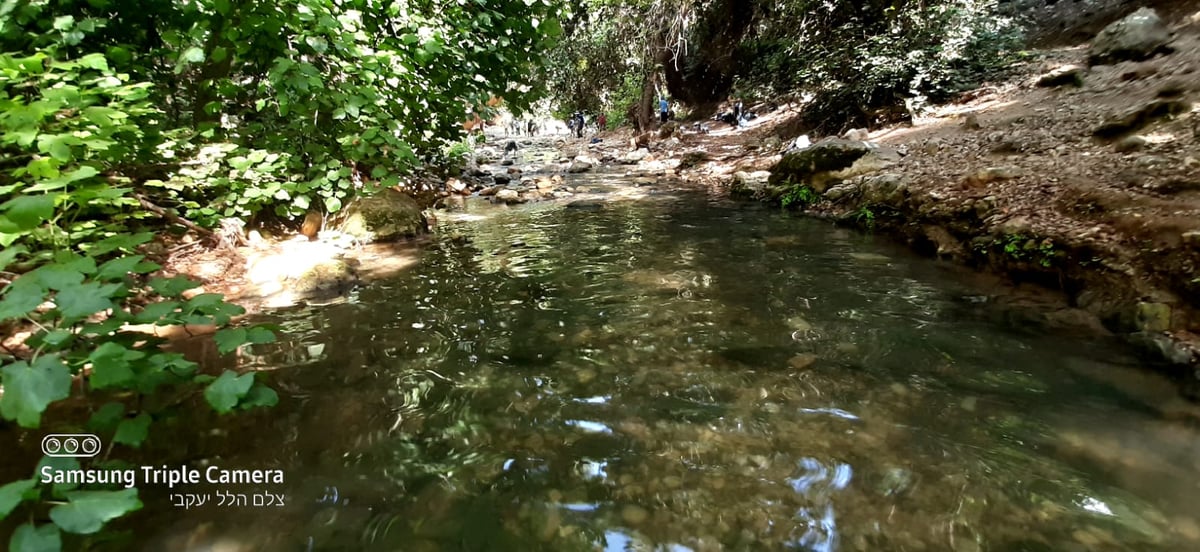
[770,138,872,188]
[336,188,428,243]
[292,259,357,295]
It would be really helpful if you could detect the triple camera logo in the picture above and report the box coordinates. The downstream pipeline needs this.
[42,434,103,458]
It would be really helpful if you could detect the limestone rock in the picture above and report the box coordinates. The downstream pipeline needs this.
[479,185,502,197]
[567,160,592,173]
[1088,8,1173,66]
[860,173,909,205]
[336,189,427,244]
[1135,302,1171,332]
[1037,65,1085,88]
[1113,135,1147,153]
[966,166,1023,186]
[843,128,868,141]
[446,178,468,193]
[493,173,512,185]
[729,171,772,198]
[620,148,651,164]
[1093,98,1191,139]
[770,138,874,192]
[495,189,523,204]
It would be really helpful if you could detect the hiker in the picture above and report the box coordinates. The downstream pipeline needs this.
[597,113,607,131]
[731,99,743,128]
[659,97,670,124]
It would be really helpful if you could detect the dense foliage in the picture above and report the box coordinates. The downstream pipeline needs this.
[543,0,1024,133]
[0,0,564,548]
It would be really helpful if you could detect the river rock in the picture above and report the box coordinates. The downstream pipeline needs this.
[493,173,512,185]
[495,189,522,204]
[730,171,772,198]
[1135,301,1171,332]
[1093,98,1191,139]
[770,138,874,192]
[965,166,1023,186]
[860,173,909,205]
[567,160,591,173]
[335,188,427,243]
[1037,64,1085,87]
[621,148,651,164]
[659,120,680,138]
[843,128,868,141]
[1088,8,1173,66]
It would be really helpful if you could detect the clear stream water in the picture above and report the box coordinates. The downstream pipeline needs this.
[103,170,1200,551]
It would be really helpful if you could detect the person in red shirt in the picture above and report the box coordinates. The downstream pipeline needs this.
[597,113,608,130]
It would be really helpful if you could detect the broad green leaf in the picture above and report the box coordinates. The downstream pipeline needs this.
[246,326,277,344]
[95,256,145,282]
[0,245,27,273]
[53,16,74,30]
[29,264,84,290]
[212,327,247,354]
[23,166,99,193]
[86,402,125,433]
[204,370,254,413]
[0,276,45,322]
[1,195,57,229]
[35,457,81,496]
[55,282,117,322]
[181,47,205,63]
[0,479,36,520]
[48,489,142,534]
[0,355,72,428]
[324,196,342,212]
[9,523,60,552]
[112,413,151,447]
[77,53,108,71]
[86,232,153,256]
[148,276,199,298]
[239,383,278,409]
[88,342,142,389]
[134,301,182,323]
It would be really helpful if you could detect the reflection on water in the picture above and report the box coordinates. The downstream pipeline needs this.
[111,187,1200,551]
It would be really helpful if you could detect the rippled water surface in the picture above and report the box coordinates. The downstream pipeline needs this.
[131,180,1200,551]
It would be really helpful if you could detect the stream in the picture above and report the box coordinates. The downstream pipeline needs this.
[114,155,1200,551]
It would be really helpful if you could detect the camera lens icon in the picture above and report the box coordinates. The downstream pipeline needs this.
[42,434,102,458]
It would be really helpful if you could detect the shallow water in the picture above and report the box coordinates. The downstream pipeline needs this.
[122,178,1200,551]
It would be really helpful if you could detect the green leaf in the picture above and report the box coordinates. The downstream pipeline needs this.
[48,489,142,534]
[1,195,57,229]
[148,276,199,298]
[246,326,276,344]
[239,383,278,409]
[55,282,118,322]
[53,15,74,30]
[0,479,36,520]
[212,327,247,354]
[29,264,84,290]
[86,402,125,434]
[88,342,143,389]
[204,370,254,413]
[76,53,108,71]
[23,166,99,193]
[0,276,46,322]
[0,355,72,428]
[9,523,60,552]
[112,413,151,447]
[133,301,182,324]
[181,47,205,63]
[324,196,342,212]
[35,457,80,496]
[36,135,78,162]
[95,256,145,282]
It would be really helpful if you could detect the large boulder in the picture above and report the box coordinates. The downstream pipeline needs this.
[620,148,651,165]
[729,171,772,198]
[770,138,898,192]
[1088,8,1172,66]
[336,188,427,243]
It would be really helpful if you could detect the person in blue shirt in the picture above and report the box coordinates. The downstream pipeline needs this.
[659,97,669,123]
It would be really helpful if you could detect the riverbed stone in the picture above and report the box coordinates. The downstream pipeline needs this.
[1135,301,1172,332]
[1088,8,1173,66]
[621,148,651,164]
[1037,64,1085,88]
[770,138,874,191]
[1093,98,1191,139]
[336,188,427,243]
[495,189,522,204]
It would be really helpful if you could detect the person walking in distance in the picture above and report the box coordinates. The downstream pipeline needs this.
[597,113,607,131]
[659,97,669,124]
